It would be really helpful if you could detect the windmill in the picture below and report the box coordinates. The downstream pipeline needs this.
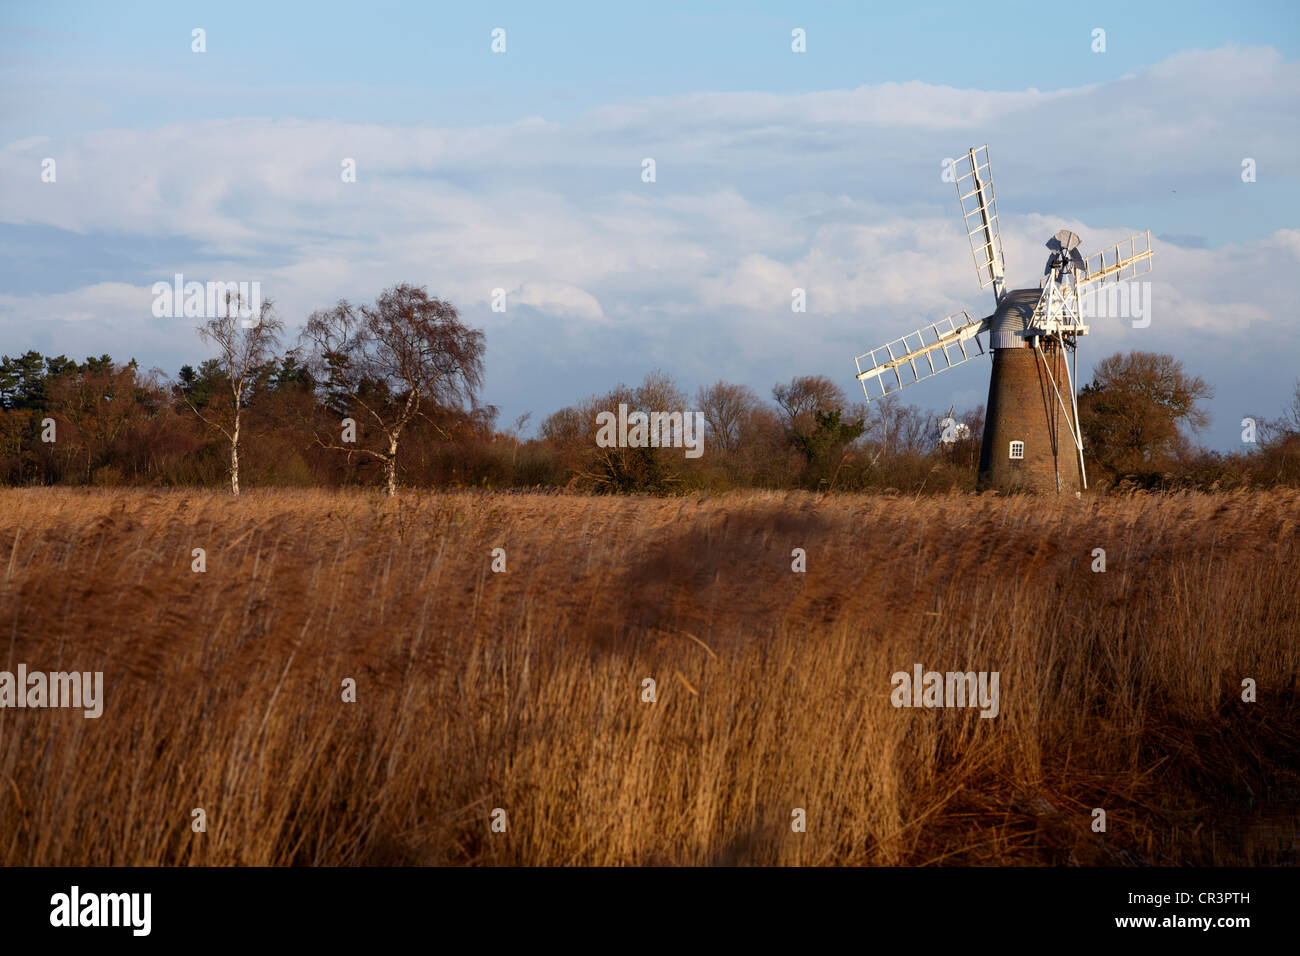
[852,145,1153,493]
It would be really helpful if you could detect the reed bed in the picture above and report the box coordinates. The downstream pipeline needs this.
[0,487,1296,865]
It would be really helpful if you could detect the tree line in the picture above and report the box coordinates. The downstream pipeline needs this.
[2,283,1298,494]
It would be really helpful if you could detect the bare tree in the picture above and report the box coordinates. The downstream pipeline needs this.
[301,284,485,496]
[188,296,283,496]
[697,380,759,454]
[505,411,532,473]
[1260,379,1300,444]
[863,396,935,457]
[772,375,847,432]
[634,369,687,411]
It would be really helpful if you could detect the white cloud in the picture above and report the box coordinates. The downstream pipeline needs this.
[0,282,149,322]
[513,282,605,321]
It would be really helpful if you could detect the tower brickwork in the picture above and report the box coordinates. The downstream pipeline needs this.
[977,342,1082,494]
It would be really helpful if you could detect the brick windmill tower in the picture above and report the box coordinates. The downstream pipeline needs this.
[852,146,1153,493]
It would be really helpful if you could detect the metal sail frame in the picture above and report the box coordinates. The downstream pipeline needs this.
[954,145,1007,302]
[854,310,989,401]
[1067,230,1154,302]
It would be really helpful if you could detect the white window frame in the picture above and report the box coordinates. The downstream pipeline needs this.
[1008,440,1024,460]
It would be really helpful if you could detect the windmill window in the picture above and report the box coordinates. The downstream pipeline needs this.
[1009,441,1024,460]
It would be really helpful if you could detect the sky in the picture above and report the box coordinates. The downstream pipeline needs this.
[2,0,1298,449]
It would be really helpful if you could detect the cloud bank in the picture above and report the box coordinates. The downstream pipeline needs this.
[1,44,1296,447]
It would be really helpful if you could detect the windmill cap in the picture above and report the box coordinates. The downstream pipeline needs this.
[1047,229,1082,252]
[985,288,1041,349]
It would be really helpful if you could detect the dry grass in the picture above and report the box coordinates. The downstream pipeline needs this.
[0,487,1297,866]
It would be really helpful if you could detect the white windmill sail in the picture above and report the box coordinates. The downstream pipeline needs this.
[1070,230,1154,302]
[953,145,1006,301]
[854,310,989,401]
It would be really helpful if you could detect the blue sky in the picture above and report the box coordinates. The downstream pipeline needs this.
[2,0,1298,450]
